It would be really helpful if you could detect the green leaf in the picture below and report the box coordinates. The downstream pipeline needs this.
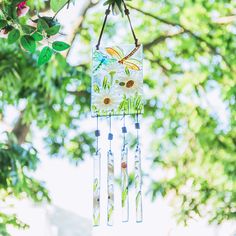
[93,84,100,93]
[103,0,113,5]
[108,206,114,221]
[51,0,68,12]
[136,191,141,205]
[20,35,36,53]
[52,41,70,51]
[0,20,7,29]
[122,188,128,207]
[93,178,98,191]
[93,214,100,226]
[37,18,49,32]
[125,66,130,75]
[38,46,53,66]
[22,25,36,34]
[102,76,109,89]
[40,17,57,28]
[134,95,142,110]
[45,24,61,36]
[14,0,25,4]
[32,32,43,41]
[8,29,20,44]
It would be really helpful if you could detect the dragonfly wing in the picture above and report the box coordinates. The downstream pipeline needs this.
[105,47,124,60]
[123,58,141,71]
[100,57,116,67]
[93,51,107,61]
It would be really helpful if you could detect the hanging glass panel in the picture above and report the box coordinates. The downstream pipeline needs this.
[91,44,143,117]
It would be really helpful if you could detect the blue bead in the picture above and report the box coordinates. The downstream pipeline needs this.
[122,126,127,133]
[108,133,113,140]
[135,122,140,129]
[95,130,100,137]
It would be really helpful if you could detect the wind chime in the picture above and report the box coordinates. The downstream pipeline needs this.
[91,1,143,226]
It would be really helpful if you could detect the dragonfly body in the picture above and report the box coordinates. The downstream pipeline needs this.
[106,46,141,71]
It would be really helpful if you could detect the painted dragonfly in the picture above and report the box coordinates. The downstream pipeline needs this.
[93,50,116,72]
[105,46,141,71]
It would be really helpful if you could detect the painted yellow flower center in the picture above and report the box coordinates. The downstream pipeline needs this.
[121,162,127,169]
[126,80,134,88]
[103,97,111,105]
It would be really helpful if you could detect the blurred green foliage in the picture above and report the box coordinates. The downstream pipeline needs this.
[0,133,49,234]
[0,0,236,234]
[0,0,71,65]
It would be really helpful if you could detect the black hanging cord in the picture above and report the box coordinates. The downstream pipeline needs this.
[122,0,139,47]
[96,1,139,50]
[96,5,111,50]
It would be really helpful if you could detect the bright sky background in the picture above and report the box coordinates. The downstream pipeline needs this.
[1,1,235,236]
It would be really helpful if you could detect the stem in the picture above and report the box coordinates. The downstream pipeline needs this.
[52,0,71,20]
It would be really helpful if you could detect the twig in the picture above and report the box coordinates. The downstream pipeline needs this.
[147,57,183,75]
[149,58,169,74]
[52,0,71,20]
[68,90,90,97]
[144,29,184,50]
[65,0,99,58]
[127,4,233,72]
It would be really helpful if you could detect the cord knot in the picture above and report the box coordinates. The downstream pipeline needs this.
[105,9,111,15]
[124,8,129,15]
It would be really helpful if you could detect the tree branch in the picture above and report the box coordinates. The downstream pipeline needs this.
[143,29,184,51]
[67,90,90,97]
[12,111,30,145]
[52,0,71,20]
[127,4,233,72]
[147,57,183,75]
[64,0,99,58]
[11,1,96,144]
[149,58,169,75]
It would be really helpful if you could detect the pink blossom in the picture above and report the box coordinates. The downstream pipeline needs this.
[17,1,27,9]
[17,1,29,17]
[0,28,9,38]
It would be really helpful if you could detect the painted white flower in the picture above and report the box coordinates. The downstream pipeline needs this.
[98,62,123,81]
[105,62,123,74]
[93,90,122,111]
[116,71,143,97]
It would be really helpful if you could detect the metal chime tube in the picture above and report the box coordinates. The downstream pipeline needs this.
[107,115,114,226]
[135,116,143,222]
[121,117,129,222]
[93,118,101,226]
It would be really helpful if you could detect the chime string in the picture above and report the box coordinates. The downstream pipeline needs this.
[122,0,139,47]
[96,4,111,50]
[123,114,126,147]
[136,113,140,147]
[96,1,139,50]
[109,114,112,151]
[96,115,99,154]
